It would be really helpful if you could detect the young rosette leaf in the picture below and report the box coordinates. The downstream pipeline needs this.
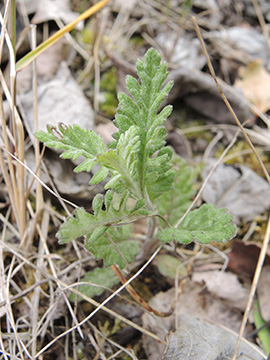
[110,48,175,202]
[35,123,109,183]
[70,267,119,302]
[86,226,139,269]
[158,204,237,244]
[96,126,142,198]
[145,147,176,200]
[56,191,151,245]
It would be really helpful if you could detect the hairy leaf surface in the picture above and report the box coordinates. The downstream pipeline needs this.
[86,226,140,269]
[35,124,109,182]
[57,191,150,244]
[111,48,175,201]
[157,156,197,226]
[35,48,175,204]
[97,126,142,198]
[158,204,237,244]
[35,48,237,274]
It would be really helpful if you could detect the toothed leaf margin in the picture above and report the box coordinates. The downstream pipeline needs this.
[158,204,237,244]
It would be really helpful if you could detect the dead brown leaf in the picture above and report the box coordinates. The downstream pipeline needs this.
[228,240,270,279]
[163,314,266,360]
[142,280,250,360]
[192,270,249,311]
[257,266,270,322]
[31,0,79,26]
[95,122,117,145]
[202,161,270,223]
[234,60,270,113]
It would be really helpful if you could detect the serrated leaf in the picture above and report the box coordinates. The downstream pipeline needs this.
[157,156,197,226]
[57,191,151,244]
[70,267,119,302]
[145,147,175,201]
[158,204,237,244]
[92,193,104,215]
[35,124,107,175]
[113,48,174,201]
[89,166,109,184]
[36,48,175,205]
[86,226,139,269]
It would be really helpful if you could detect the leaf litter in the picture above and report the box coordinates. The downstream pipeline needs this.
[202,159,270,223]
[1,0,270,359]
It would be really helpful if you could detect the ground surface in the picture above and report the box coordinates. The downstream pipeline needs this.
[1,0,270,359]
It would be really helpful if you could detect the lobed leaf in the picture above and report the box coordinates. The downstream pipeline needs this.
[35,124,107,177]
[36,49,175,203]
[57,191,151,244]
[86,226,140,269]
[35,48,236,271]
[158,204,237,244]
[96,126,142,198]
[146,147,175,201]
[112,48,174,201]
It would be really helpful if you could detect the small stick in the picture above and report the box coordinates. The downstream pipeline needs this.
[192,16,270,185]
[232,214,270,360]
[192,16,270,359]
[110,263,174,317]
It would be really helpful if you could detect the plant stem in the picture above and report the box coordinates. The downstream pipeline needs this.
[253,299,270,354]
[110,264,173,317]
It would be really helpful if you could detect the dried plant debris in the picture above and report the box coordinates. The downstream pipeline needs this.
[228,239,270,278]
[192,270,250,311]
[25,149,101,199]
[202,160,270,223]
[234,60,270,113]
[142,280,252,359]
[2,0,270,358]
[257,266,270,322]
[243,0,270,21]
[207,26,270,65]
[23,0,80,26]
[166,68,252,123]
[162,314,266,360]
[16,37,67,93]
[19,62,94,133]
[155,32,206,69]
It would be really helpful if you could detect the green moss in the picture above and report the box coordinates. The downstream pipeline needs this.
[81,28,93,45]
[129,35,145,47]
[99,67,118,117]
[216,141,265,169]
[100,67,117,91]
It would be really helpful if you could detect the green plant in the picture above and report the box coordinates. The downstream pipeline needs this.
[35,48,236,302]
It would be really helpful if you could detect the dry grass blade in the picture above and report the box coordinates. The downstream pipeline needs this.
[192,16,270,185]
[15,0,111,72]
[0,13,26,240]
[175,125,242,228]
[252,0,270,54]
[33,245,165,358]
[192,15,270,359]
[111,264,174,317]
[0,146,78,210]
[2,1,268,358]
[0,238,164,358]
[232,214,270,359]
[30,25,44,224]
